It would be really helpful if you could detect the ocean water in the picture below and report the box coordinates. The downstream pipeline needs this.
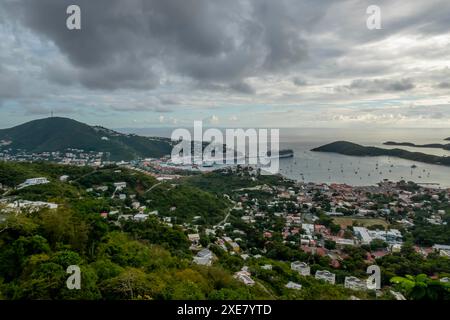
[121,127,450,188]
[277,128,450,188]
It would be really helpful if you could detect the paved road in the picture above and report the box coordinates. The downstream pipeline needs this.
[215,209,231,227]
[145,181,164,193]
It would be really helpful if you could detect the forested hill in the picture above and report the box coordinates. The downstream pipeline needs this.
[0,117,172,161]
[384,141,450,151]
[312,141,450,167]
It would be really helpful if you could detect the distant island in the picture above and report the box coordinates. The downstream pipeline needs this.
[312,141,450,167]
[384,141,450,151]
[446,137,450,141]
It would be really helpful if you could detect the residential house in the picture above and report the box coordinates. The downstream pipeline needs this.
[344,276,367,291]
[193,248,213,266]
[18,177,50,189]
[315,270,336,284]
[285,282,302,290]
[291,261,310,276]
[234,270,255,286]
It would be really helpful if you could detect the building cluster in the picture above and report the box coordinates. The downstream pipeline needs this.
[181,167,449,289]
[1,163,448,295]
[0,148,106,166]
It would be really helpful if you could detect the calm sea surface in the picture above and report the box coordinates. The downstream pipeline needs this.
[277,128,450,188]
[121,127,450,188]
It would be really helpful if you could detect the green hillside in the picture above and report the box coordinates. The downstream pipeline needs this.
[0,117,172,161]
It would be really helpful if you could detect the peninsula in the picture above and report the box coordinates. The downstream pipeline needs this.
[312,141,450,167]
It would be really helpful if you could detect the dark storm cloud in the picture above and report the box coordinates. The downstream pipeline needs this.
[229,82,256,95]
[8,0,449,93]
[6,0,319,91]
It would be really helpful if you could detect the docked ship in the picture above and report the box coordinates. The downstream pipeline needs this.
[266,149,294,158]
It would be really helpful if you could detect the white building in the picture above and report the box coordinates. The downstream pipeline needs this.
[285,281,302,290]
[113,182,127,190]
[433,244,450,257]
[291,261,310,276]
[315,270,336,285]
[188,234,201,245]
[344,276,367,291]
[336,238,355,246]
[193,248,213,266]
[391,244,402,253]
[7,200,58,212]
[18,177,50,189]
[301,223,314,235]
[353,227,372,244]
[133,213,149,222]
[369,229,403,244]
[234,270,255,286]
[131,201,141,210]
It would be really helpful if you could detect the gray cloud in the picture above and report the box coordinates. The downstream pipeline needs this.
[437,82,450,89]
[292,77,308,86]
[6,0,315,92]
[229,81,256,95]
[22,104,77,116]
[160,97,180,106]
[1,0,450,128]
[0,65,22,103]
[338,78,415,94]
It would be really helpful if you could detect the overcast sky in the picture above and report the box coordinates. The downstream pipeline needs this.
[1,0,450,129]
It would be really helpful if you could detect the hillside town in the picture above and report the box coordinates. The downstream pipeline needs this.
[180,167,449,294]
[0,147,108,166]
[1,162,448,299]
